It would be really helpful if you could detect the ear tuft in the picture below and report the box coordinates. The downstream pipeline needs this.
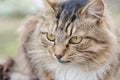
[43,0,57,12]
[81,0,105,19]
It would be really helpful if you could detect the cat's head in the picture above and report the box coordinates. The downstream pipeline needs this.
[31,0,117,71]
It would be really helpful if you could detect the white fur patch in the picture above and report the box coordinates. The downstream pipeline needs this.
[10,72,31,80]
[48,63,109,80]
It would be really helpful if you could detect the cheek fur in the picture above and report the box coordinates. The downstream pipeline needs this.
[48,44,55,55]
[69,39,111,71]
[60,47,78,60]
[40,35,54,48]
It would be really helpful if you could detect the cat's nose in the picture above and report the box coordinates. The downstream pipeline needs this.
[55,54,63,60]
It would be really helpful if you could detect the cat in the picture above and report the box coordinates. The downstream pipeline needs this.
[0,0,120,80]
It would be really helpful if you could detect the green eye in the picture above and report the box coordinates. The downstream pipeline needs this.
[47,33,55,42]
[69,36,82,44]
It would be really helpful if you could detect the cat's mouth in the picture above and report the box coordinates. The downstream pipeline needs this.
[52,53,71,63]
[58,59,70,63]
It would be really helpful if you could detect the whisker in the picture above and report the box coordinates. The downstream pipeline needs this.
[69,53,103,66]
[28,51,47,54]
[69,53,83,57]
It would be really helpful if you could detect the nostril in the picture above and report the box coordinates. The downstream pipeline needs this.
[55,54,63,60]
[66,44,69,48]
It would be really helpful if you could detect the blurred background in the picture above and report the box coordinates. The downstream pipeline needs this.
[0,0,120,62]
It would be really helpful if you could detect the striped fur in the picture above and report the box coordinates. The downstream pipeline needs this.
[5,0,120,80]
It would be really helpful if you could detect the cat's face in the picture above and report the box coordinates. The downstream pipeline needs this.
[29,0,117,70]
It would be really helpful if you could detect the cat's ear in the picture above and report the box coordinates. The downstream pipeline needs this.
[43,0,57,12]
[81,0,105,20]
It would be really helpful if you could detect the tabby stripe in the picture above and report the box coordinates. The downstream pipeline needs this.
[55,20,59,31]
[70,24,74,36]
[65,22,71,33]
[85,36,106,44]
[77,50,95,54]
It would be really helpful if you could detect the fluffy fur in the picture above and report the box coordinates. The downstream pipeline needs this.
[2,0,120,80]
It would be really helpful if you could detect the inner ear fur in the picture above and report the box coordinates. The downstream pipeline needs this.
[80,0,105,20]
[43,0,58,12]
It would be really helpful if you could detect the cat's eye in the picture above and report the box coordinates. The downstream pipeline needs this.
[47,33,55,42]
[69,36,82,44]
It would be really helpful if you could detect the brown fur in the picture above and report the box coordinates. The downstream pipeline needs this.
[1,0,120,80]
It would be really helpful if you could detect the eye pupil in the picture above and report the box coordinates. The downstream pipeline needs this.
[47,33,55,42]
[75,37,77,39]
[50,34,52,36]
